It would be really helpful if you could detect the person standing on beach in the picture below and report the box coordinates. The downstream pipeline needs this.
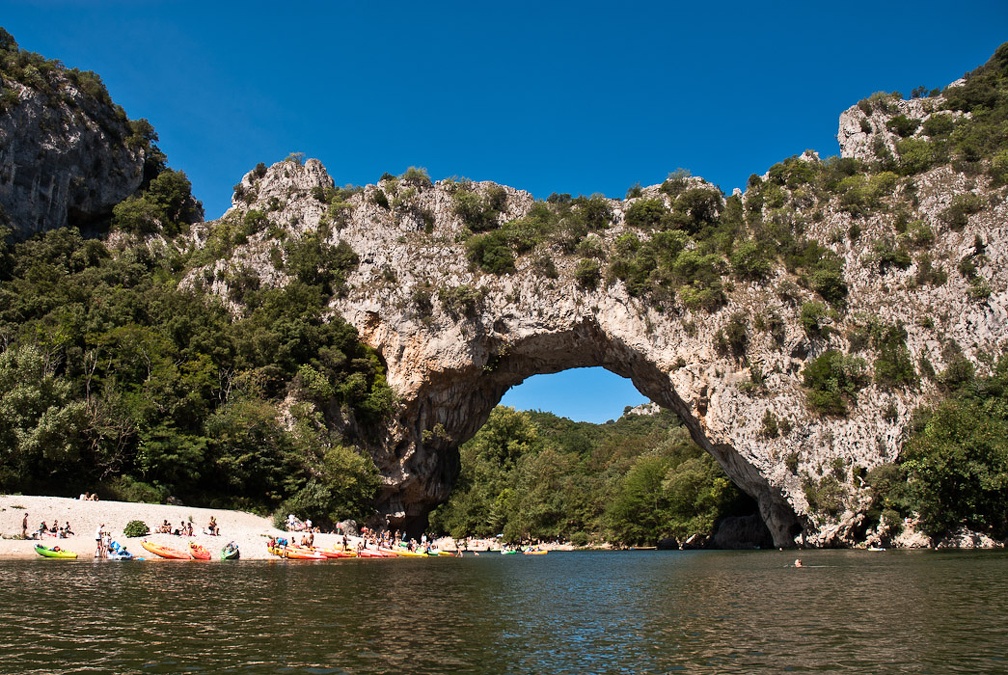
[22,513,28,539]
[95,524,105,559]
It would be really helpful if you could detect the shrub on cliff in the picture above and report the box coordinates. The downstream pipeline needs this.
[802,350,869,415]
[574,259,601,290]
[453,185,507,232]
[466,230,515,274]
[440,284,485,320]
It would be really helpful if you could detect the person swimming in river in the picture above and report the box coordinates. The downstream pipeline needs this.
[794,558,803,568]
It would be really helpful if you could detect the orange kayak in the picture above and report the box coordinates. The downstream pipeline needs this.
[268,543,326,560]
[189,542,212,560]
[142,540,191,560]
[321,548,357,558]
[358,548,396,558]
[284,546,326,560]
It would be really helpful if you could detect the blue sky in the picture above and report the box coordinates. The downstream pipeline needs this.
[4,2,1006,423]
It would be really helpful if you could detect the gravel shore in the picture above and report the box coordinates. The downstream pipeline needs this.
[1,494,302,560]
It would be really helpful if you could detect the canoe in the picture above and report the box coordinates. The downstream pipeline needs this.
[189,542,212,560]
[142,540,191,560]
[34,544,77,559]
[523,549,548,555]
[268,543,326,560]
[221,543,240,560]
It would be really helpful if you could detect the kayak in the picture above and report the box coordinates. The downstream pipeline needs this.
[108,541,135,560]
[284,547,326,560]
[267,543,326,560]
[34,544,77,559]
[142,540,191,560]
[321,548,357,558]
[523,549,548,555]
[189,542,212,560]
[358,548,396,558]
[221,542,240,560]
[393,549,429,558]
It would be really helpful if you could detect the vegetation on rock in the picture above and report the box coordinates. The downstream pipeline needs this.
[0,224,388,526]
[3,29,1008,546]
[866,355,1008,541]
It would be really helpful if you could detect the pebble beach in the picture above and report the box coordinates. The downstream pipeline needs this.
[0,494,329,560]
[0,494,531,560]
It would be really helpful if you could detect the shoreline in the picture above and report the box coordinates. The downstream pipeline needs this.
[8,494,1001,559]
[1,494,310,560]
[0,494,568,560]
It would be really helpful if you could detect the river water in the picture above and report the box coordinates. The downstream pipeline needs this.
[0,549,1005,673]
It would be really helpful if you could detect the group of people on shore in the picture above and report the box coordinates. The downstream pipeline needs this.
[92,523,131,559]
[153,516,219,537]
[21,513,74,540]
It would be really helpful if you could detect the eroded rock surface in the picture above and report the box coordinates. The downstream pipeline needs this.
[194,89,1008,546]
[0,59,145,237]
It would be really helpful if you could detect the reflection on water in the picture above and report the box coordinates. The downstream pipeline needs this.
[0,550,1006,673]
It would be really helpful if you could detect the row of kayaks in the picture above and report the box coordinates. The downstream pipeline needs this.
[34,542,136,560]
[34,540,240,560]
[268,543,459,560]
[36,539,547,560]
[268,544,362,560]
[141,540,240,560]
[267,543,548,560]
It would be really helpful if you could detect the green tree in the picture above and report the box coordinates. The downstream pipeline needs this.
[606,452,672,545]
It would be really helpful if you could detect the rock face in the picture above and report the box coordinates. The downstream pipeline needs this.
[0,54,145,237]
[198,89,1008,547]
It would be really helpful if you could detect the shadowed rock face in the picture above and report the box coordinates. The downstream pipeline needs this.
[0,65,144,238]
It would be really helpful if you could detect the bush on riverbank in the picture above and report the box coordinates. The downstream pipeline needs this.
[867,353,1008,540]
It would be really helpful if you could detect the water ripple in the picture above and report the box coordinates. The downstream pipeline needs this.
[0,550,1006,673]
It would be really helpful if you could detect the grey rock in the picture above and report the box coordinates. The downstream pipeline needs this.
[0,67,145,237]
[188,83,1007,548]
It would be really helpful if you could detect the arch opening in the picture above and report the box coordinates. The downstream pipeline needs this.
[500,367,649,423]
[379,321,801,547]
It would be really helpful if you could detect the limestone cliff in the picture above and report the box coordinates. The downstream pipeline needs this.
[0,32,146,238]
[187,72,1007,545]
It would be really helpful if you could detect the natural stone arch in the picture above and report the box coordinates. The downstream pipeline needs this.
[357,310,802,548]
[200,147,1008,548]
[381,316,803,545]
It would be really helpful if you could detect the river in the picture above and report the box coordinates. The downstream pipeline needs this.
[1,549,1005,673]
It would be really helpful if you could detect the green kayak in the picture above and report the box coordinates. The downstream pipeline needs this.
[34,544,78,559]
